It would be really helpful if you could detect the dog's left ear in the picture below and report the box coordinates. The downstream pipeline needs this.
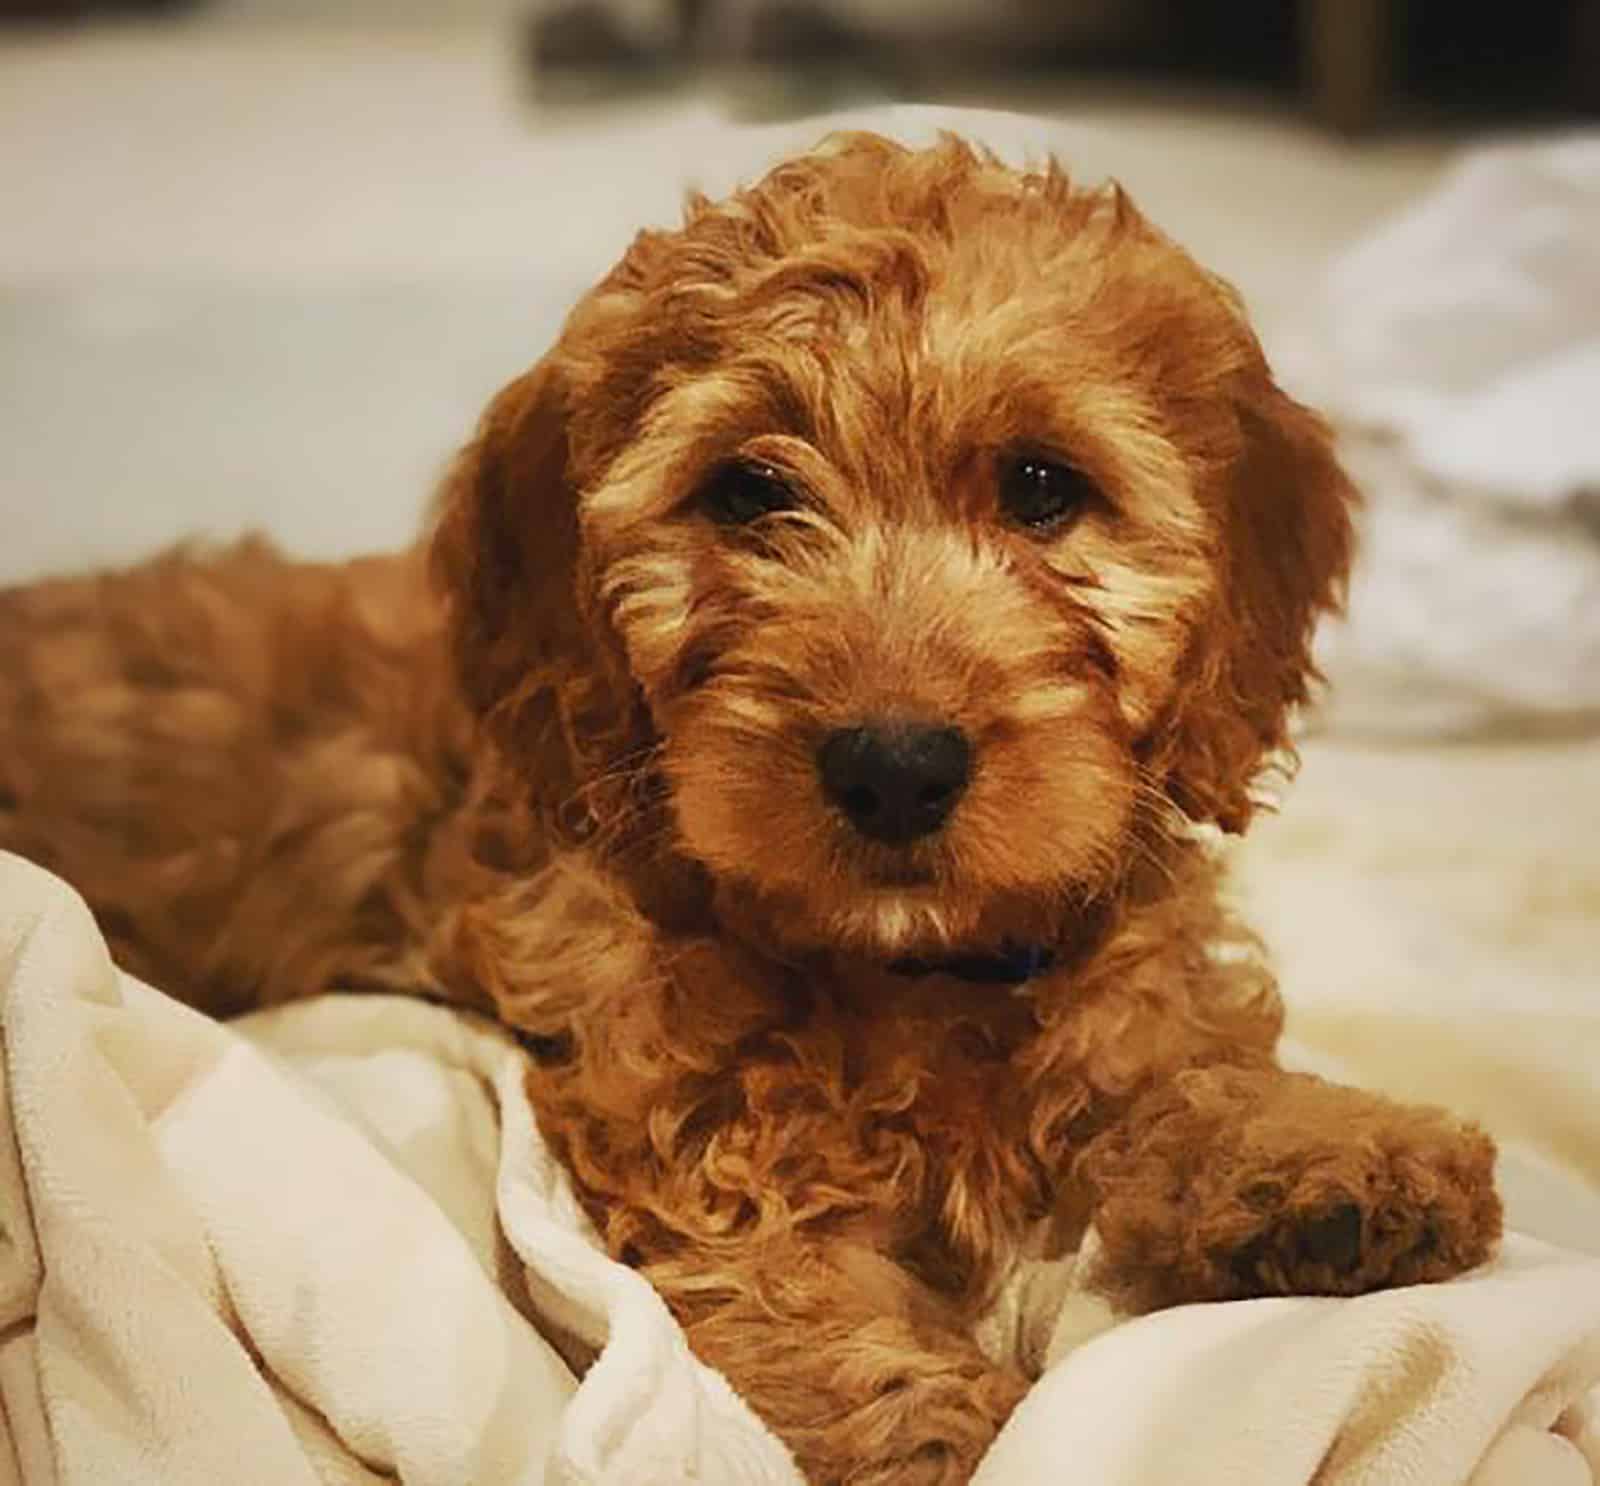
[1161,376,1358,832]
[428,359,644,827]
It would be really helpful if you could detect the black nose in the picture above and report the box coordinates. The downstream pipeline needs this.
[816,722,972,844]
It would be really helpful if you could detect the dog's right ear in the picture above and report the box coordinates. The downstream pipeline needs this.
[428,360,637,821]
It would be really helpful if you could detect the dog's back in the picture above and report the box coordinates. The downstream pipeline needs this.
[0,541,480,1014]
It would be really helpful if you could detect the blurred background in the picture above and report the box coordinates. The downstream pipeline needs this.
[1,0,1597,1212]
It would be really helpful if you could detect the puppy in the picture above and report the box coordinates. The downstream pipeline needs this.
[0,133,1500,1484]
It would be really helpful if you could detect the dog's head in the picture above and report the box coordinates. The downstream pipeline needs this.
[432,132,1355,959]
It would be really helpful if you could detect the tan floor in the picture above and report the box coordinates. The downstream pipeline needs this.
[1243,735,1600,1018]
[1237,733,1600,1237]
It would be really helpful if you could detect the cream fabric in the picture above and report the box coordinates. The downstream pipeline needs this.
[0,852,795,1486]
[978,1233,1600,1486]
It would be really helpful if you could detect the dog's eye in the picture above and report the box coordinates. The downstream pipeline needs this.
[698,461,797,526]
[998,456,1097,532]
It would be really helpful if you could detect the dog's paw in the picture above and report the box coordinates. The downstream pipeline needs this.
[1081,1067,1502,1312]
[1213,1118,1500,1301]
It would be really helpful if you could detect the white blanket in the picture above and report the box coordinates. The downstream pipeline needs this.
[3,849,1599,1485]
[1278,134,1600,738]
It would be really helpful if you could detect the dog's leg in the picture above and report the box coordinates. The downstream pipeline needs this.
[0,543,474,1014]
[646,1239,1028,1486]
[1077,1065,1502,1313]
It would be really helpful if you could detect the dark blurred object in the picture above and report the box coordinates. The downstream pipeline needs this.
[1105,0,1595,131]
[0,0,204,17]
[523,0,1599,132]
[1299,0,1599,132]
[525,0,1157,96]
[1301,0,1388,133]
[1581,0,1600,111]
[528,0,666,67]
[523,0,858,70]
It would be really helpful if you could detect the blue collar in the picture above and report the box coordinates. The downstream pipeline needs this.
[887,943,1056,986]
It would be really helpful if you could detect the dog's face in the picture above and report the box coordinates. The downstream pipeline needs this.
[433,133,1355,959]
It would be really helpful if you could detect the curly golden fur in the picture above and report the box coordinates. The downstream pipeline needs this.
[0,133,1500,1483]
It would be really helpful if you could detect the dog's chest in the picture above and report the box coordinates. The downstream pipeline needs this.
[716,994,1051,1250]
